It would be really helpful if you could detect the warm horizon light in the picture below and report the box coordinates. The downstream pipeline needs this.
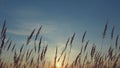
[56,61,61,68]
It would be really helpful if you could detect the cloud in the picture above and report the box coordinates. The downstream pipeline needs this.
[7,20,57,36]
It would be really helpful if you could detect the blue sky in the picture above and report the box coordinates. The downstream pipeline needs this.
[0,0,120,62]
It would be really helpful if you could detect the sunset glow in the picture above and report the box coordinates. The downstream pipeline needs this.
[56,62,61,68]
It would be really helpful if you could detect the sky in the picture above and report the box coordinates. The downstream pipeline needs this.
[0,0,120,62]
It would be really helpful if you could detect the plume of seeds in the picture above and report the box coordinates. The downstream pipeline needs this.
[67,33,75,65]
[7,40,12,51]
[54,46,58,68]
[35,26,42,43]
[34,26,42,52]
[103,21,108,39]
[74,50,82,66]
[101,22,108,50]
[0,31,6,48]
[20,44,24,53]
[40,47,45,61]
[111,26,115,40]
[43,44,48,57]
[28,49,33,59]
[14,49,19,66]
[74,43,83,66]
[26,29,35,45]
[26,49,29,61]
[69,33,75,54]
[70,33,75,45]
[38,37,42,53]
[84,40,89,52]
[115,35,119,49]
[0,19,7,48]
[2,27,7,40]
[57,37,70,62]
[61,53,66,67]
[1,19,6,37]
[11,43,16,52]
[91,43,96,60]
[82,31,87,43]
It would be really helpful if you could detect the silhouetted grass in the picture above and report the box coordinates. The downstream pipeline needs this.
[0,19,120,68]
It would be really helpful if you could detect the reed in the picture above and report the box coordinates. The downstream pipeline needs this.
[0,19,120,68]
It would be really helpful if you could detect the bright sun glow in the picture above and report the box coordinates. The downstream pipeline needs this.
[56,62,61,68]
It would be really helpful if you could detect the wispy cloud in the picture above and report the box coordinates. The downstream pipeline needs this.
[7,20,57,36]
